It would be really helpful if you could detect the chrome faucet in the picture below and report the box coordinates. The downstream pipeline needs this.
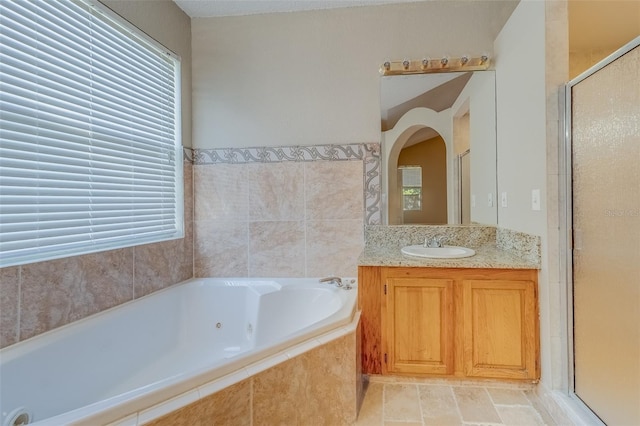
[319,276,342,287]
[319,276,353,290]
[424,235,446,248]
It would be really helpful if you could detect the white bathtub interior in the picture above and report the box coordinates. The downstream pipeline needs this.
[0,277,357,426]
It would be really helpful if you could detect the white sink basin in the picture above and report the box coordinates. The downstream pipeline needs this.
[401,245,476,259]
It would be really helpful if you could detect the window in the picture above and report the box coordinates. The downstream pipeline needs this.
[0,0,183,268]
[400,166,422,211]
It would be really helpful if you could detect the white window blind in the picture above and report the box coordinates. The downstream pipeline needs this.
[401,166,422,187]
[0,0,183,268]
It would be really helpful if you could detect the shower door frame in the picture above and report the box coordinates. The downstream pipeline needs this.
[560,35,640,425]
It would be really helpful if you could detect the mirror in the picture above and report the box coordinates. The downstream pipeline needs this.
[380,71,497,225]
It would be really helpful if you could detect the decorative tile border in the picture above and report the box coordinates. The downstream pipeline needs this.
[184,144,381,225]
[185,144,367,164]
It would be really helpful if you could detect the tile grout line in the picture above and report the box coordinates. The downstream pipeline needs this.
[16,265,22,342]
[450,385,467,425]
[381,383,386,426]
[415,384,425,425]
[488,388,549,425]
[485,386,507,425]
[493,403,540,407]
[372,380,552,426]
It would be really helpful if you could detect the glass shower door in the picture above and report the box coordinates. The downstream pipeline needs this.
[570,40,639,425]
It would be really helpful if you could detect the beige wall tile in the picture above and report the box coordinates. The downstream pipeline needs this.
[305,161,364,220]
[194,220,248,277]
[248,162,304,221]
[20,249,133,339]
[194,164,249,221]
[355,381,383,425]
[183,161,194,224]
[249,221,305,277]
[144,380,251,426]
[306,220,364,277]
[0,267,20,348]
[192,159,366,279]
[253,356,304,426]
[134,223,193,298]
[302,333,358,423]
[253,333,357,425]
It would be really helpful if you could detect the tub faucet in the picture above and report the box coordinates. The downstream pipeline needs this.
[319,276,353,290]
[319,276,342,287]
[424,235,446,248]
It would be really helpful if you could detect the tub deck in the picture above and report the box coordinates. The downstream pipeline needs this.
[0,277,359,426]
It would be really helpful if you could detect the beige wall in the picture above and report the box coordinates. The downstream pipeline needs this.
[570,48,616,80]
[191,2,516,149]
[493,0,572,410]
[0,1,194,349]
[494,0,552,388]
[569,0,640,79]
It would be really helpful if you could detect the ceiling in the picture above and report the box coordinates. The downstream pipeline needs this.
[380,72,473,131]
[173,0,425,18]
[174,1,639,54]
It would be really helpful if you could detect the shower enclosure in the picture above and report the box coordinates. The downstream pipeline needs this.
[565,36,639,425]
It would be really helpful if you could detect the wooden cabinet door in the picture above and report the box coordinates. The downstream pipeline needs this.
[383,277,454,375]
[462,279,538,380]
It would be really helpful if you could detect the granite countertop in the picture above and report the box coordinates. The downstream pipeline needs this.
[358,243,540,270]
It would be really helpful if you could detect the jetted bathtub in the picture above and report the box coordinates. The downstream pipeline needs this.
[0,277,358,426]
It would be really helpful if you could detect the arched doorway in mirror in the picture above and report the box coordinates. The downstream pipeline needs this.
[384,107,454,226]
[396,128,447,224]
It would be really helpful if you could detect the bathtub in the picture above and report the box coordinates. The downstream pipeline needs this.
[0,277,358,426]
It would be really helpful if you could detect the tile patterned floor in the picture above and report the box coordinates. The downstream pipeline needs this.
[356,376,556,426]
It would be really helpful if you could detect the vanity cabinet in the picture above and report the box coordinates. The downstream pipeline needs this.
[461,277,538,379]
[383,275,455,375]
[359,266,539,381]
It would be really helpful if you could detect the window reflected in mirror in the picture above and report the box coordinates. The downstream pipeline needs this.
[400,166,422,212]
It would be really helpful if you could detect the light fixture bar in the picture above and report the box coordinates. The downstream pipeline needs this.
[380,55,490,75]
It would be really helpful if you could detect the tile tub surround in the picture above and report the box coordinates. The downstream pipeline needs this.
[0,160,194,350]
[359,225,541,269]
[136,327,362,426]
[191,144,378,278]
[187,143,381,225]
